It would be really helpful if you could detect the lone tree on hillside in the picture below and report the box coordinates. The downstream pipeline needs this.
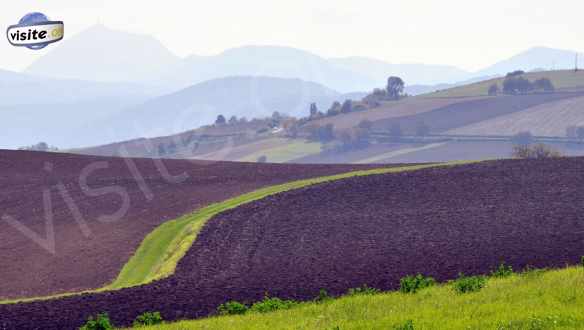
[503,76,533,95]
[533,78,555,92]
[309,103,319,118]
[340,99,353,114]
[215,114,226,125]
[386,76,405,100]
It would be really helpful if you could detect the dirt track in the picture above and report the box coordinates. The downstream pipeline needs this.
[0,150,383,300]
[2,157,584,330]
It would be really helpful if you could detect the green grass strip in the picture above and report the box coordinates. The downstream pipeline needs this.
[137,266,584,330]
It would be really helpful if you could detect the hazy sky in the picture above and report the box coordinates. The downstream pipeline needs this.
[1,0,583,72]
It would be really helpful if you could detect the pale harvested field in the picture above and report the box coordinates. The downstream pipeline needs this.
[448,95,584,137]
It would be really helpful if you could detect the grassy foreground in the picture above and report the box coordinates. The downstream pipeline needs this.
[133,266,584,330]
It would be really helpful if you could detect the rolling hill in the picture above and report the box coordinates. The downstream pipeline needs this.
[2,158,584,329]
[0,150,383,301]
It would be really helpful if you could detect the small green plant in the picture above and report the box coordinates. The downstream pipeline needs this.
[133,311,163,327]
[79,313,113,330]
[393,320,415,330]
[453,273,486,294]
[399,274,436,294]
[581,256,584,267]
[217,301,249,316]
[315,289,332,303]
[347,284,380,296]
[250,296,299,313]
[491,262,514,278]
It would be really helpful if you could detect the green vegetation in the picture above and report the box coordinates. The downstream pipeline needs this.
[250,296,299,314]
[133,312,163,327]
[133,266,584,330]
[491,263,514,278]
[217,301,249,316]
[346,285,380,296]
[452,273,487,294]
[80,313,113,330]
[399,274,436,294]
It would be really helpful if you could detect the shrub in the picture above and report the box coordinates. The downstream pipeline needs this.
[399,274,436,294]
[488,84,499,96]
[347,284,380,296]
[217,301,249,316]
[491,263,514,278]
[315,289,332,303]
[133,312,163,327]
[453,273,486,294]
[393,320,415,330]
[512,144,562,159]
[79,313,113,330]
[250,296,299,313]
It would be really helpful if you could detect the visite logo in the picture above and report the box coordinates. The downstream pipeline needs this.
[6,12,64,50]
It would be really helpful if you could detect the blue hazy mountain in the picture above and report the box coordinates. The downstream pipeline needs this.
[477,46,584,76]
[25,24,180,82]
[159,46,377,93]
[328,57,472,86]
[93,76,360,144]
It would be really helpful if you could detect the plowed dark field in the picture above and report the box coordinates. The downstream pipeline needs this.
[0,150,384,300]
[2,157,584,330]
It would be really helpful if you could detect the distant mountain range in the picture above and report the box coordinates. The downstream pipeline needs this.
[19,25,584,93]
[3,24,584,150]
[88,76,362,145]
[25,24,180,83]
[477,47,584,77]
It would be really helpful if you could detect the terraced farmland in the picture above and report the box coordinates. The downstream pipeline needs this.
[2,158,584,329]
[0,150,383,300]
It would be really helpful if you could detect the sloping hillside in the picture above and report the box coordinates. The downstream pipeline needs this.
[448,95,584,136]
[2,159,584,329]
[428,70,584,97]
[0,150,381,300]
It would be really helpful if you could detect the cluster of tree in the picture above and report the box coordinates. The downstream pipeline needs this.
[511,144,562,159]
[364,76,406,106]
[215,114,249,126]
[510,131,562,159]
[304,100,368,122]
[322,129,371,153]
[493,72,555,95]
[18,142,59,152]
[308,123,335,143]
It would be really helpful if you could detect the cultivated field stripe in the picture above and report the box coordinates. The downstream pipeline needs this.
[0,162,465,305]
[108,163,450,290]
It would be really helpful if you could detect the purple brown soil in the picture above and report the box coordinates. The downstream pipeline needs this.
[2,157,584,329]
[0,150,386,300]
